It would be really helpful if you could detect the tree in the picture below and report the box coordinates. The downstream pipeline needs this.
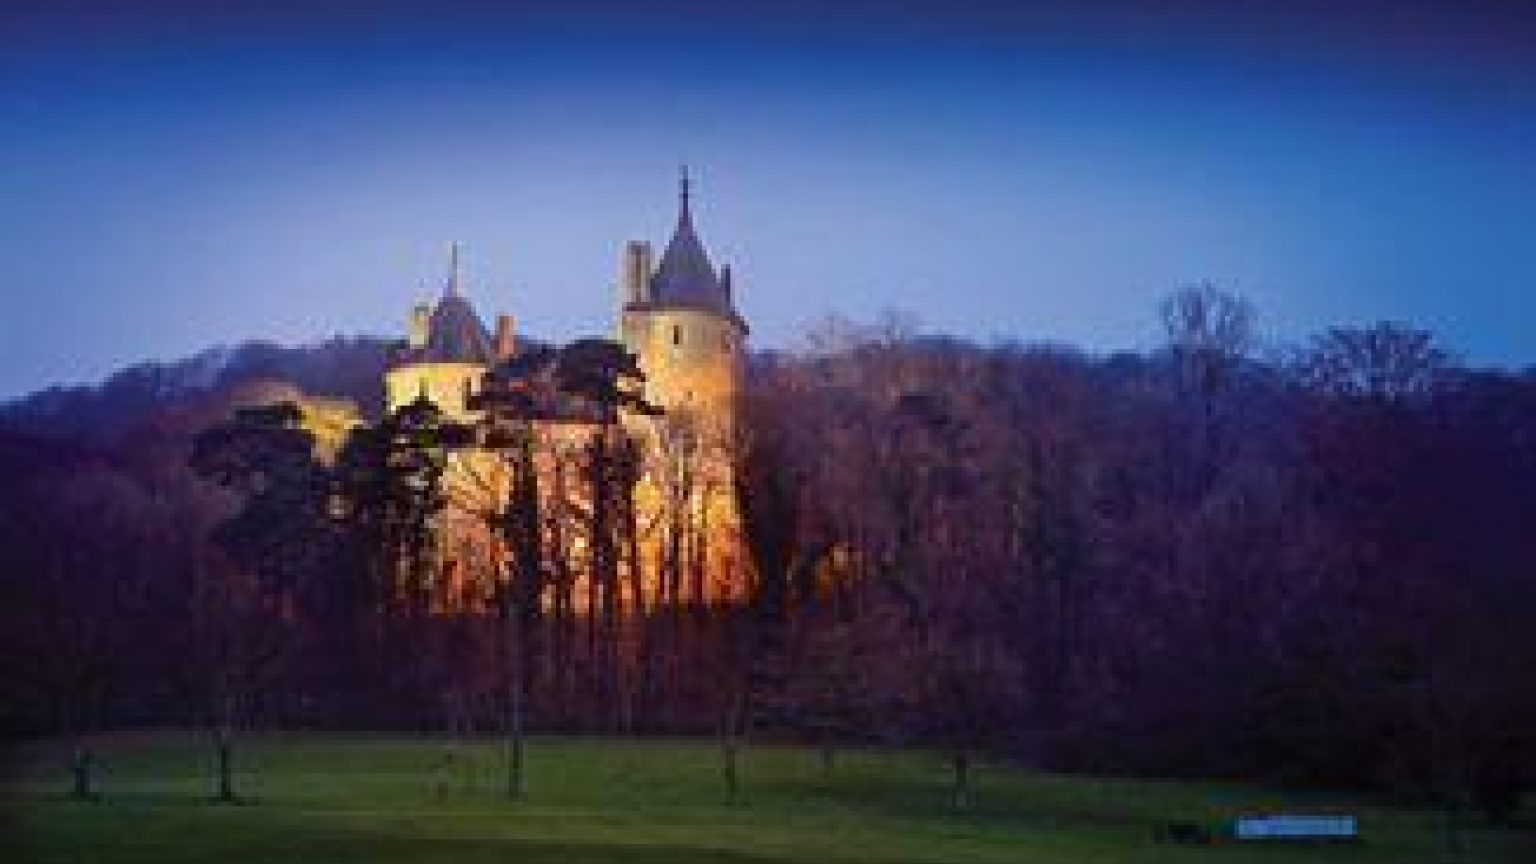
[1290,324,1534,838]
[189,401,330,802]
[552,338,660,731]
[1158,282,1257,500]
[1297,322,1451,406]
[467,346,557,799]
[1161,282,1254,372]
[27,465,168,800]
[330,391,464,726]
[734,361,851,767]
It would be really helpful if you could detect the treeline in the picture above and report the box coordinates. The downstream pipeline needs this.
[742,296,1536,817]
[2,287,1533,816]
[0,337,395,444]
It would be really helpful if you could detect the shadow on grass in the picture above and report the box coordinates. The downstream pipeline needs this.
[7,825,938,864]
[754,771,1141,836]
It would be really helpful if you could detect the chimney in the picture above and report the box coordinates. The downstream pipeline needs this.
[408,302,432,349]
[623,241,653,305]
[494,314,516,360]
[720,264,733,303]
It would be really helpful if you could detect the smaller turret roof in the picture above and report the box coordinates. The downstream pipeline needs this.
[421,294,495,364]
[397,243,497,366]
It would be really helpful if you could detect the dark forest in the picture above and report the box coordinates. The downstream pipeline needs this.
[3,286,1533,820]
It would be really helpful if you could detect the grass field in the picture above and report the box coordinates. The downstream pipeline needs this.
[2,732,1530,863]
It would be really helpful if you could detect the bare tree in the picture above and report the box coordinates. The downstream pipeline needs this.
[1297,321,1452,405]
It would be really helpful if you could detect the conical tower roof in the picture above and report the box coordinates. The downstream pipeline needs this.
[423,294,494,364]
[402,243,496,365]
[648,168,733,313]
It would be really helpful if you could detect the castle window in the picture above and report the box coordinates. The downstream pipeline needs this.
[672,325,681,346]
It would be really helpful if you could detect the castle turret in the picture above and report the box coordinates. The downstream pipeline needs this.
[617,169,750,603]
[385,243,499,419]
[619,168,747,441]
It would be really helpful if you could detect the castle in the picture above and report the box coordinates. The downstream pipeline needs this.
[381,172,748,610]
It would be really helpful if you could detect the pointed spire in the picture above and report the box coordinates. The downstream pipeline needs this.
[445,241,462,298]
[650,166,735,312]
[679,164,692,223]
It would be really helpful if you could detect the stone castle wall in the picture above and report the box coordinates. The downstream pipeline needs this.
[620,307,744,443]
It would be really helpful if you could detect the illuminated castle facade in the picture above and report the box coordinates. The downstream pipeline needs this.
[383,173,748,609]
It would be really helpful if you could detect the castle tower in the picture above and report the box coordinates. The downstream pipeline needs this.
[618,168,748,442]
[619,169,749,603]
[384,243,500,420]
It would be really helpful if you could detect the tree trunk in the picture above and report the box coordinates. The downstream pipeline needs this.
[722,735,741,805]
[550,460,575,726]
[589,427,623,733]
[951,749,970,810]
[625,494,646,734]
[507,688,526,802]
[214,723,236,803]
[720,669,750,805]
[505,602,526,801]
[586,442,604,723]
[502,428,541,801]
[69,742,95,801]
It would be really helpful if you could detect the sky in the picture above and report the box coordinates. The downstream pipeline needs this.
[2,1,1534,399]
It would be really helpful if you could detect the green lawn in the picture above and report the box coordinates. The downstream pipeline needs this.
[2,732,1529,863]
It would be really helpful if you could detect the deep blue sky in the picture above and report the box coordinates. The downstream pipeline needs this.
[2,1,1533,399]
